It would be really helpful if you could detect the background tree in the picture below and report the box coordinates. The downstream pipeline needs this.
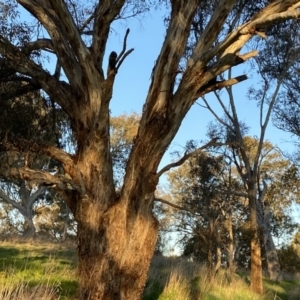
[0,80,69,238]
[110,113,140,188]
[197,26,298,285]
[167,151,237,279]
[0,1,300,298]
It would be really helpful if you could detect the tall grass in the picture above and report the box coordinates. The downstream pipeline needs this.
[0,280,59,300]
[1,240,300,299]
[0,239,77,300]
[143,255,300,300]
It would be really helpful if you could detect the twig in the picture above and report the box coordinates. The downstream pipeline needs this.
[117,28,130,62]
[196,75,248,97]
[115,28,134,70]
[116,48,134,70]
[155,197,200,215]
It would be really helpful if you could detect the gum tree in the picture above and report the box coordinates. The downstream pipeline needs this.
[1,0,300,298]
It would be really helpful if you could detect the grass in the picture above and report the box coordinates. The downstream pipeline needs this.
[143,255,300,300]
[0,239,300,299]
[0,239,77,299]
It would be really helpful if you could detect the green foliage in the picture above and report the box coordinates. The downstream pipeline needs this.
[277,245,300,274]
[110,112,140,187]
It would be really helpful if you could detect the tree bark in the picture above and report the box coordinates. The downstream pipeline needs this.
[226,217,236,279]
[214,229,222,276]
[23,213,36,238]
[76,199,158,300]
[261,201,282,281]
[249,186,263,294]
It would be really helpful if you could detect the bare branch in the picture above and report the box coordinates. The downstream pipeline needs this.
[196,74,248,97]
[117,28,130,62]
[188,0,237,69]
[0,166,81,193]
[196,98,232,131]
[23,38,54,54]
[0,35,75,116]
[157,138,222,177]
[79,13,95,33]
[0,189,25,213]
[155,197,192,212]
[28,186,47,207]
[213,88,234,123]
[114,28,134,71]
[0,81,40,99]
[46,1,89,67]
[116,49,134,71]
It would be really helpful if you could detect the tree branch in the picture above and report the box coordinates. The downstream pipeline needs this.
[0,189,25,214]
[91,0,126,68]
[22,38,54,55]
[17,0,83,89]
[155,197,198,214]
[116,49,134,71]
[196,75,248,97]
[28,186,47,208]
[46,1,89,70]
[0,34,75,117]
[188,0,237,69]
[117,28,130,62]
[0,81,41,100]
[0,166,81,193]
[157,138,222,177]
[1,141,75,175]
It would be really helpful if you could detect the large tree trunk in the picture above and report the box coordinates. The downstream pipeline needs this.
[249,187,263,294]
[75,198,158,300]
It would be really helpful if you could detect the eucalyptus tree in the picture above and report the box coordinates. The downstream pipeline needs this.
[0,0,300,298]
[196,12,300,284]
[167,151,241,279]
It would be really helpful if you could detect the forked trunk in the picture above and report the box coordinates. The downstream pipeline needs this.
[23,214,36,238]
[75,199,158,300]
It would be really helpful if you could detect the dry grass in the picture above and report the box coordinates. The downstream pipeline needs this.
[0,281,59,300]
[143,255,300,300]
[1,240,300,300]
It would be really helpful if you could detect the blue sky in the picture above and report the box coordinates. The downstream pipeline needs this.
[106,10,297,171]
